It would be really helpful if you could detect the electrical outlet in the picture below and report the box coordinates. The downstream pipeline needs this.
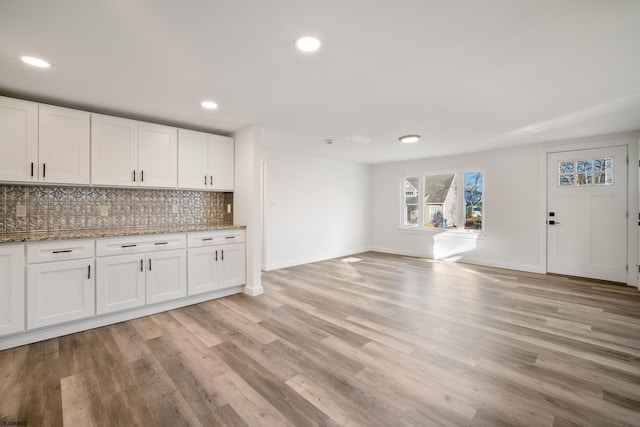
[227,204,231,214]
[16,205,26,218]
[172,204,180,214]
[100,206,109,217]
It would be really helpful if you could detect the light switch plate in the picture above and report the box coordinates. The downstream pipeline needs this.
[16,205,26,217]
[172,204,180,214]
[227,204,231,214]
[100,206,109,216]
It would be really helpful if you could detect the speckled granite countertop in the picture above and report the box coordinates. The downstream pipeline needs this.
[0,224,246,244]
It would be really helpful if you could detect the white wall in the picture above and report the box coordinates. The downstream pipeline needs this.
[263,148,370,270]
[371,144,544,272]
[233,126,263,295]
[371,132,640,287]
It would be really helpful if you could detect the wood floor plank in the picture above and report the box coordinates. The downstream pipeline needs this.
[2,251,640,426]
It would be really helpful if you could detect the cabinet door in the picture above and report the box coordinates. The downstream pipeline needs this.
[210,135,234,191]
[38,104,90,184]
[0,96,38,182]
[146,250,186,304]
[96,254,145,314]
[27,259,95,329]
[0,245,25,337]
[138,122,177,188]
[178,129,209,190]
[218,243,246,289]
[187,246,219,295]
[91,114,138,186]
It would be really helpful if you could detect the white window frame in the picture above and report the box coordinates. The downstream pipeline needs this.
[400,170,485,234]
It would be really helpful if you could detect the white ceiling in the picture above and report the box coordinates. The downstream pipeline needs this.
[1,0,639,164]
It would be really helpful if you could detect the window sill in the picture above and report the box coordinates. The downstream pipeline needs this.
[398,227,486,239]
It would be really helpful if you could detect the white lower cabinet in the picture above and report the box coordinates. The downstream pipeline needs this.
[187,231,246,295]
[217,243,246,289]
[26,239,95,329]
[27,258,95,329]
[0,244,25,337]
[96,253,146,315]
[2,229,245,350]
[146,250,187,304]
[95,234,187,314]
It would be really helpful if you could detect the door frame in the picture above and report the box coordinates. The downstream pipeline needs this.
[537,131,640,287]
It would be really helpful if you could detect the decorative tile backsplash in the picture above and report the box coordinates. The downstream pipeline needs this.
[0,185,233,235]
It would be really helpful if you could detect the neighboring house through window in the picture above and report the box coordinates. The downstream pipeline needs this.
[401,171,484,231]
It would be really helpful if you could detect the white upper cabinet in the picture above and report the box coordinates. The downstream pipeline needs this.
[178,130,234,191]
[38,104,91,185]
[178,129,209,189]
[91,116,178,188]
[0,96,38,182]
[91,114,138,186]
[1,96,229,190]
[137,122,178,188]
[210,135,234,191]
[0,97,90,185]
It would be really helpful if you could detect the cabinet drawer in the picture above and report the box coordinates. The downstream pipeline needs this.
[187,229,245,247]
[27,239,94,263]
[96,233,186,256]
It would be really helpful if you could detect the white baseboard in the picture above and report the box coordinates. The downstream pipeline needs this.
[454,257,545,274]
[264,247,372,271]
[243,285,264,296]
[0,286,243,351]
[369,246,544,274]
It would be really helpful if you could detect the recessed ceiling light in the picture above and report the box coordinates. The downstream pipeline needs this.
[399,135,421,144]
[295,36,321,52]
[20,56,50,68]
[201,101,218,109]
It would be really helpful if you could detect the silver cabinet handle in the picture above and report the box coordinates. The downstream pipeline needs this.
[148,258,152,271]
[88,265,91,279]
[52,249,72,254]
[140,259,143,272]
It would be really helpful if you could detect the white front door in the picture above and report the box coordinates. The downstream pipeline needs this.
[547,146,628,282]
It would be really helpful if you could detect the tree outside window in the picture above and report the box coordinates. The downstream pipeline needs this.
[464,172,483,230]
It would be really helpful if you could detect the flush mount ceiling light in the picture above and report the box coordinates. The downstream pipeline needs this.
[200,100,218,109]
[295,36,321,52]
[399,134,421,144]
[20,56,50,68]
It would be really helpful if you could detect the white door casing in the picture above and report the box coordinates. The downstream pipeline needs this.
[547,146,628,282]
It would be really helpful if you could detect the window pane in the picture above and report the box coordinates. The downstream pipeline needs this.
[559,174,574,186]
[559,161,575,173]
[557,157,613,187]
[403,177,419,226]
[577,159,592,172]
[424,174,457,228]
[464,172,483,230]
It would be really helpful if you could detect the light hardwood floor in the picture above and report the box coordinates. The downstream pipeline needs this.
[1,252,640,426]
